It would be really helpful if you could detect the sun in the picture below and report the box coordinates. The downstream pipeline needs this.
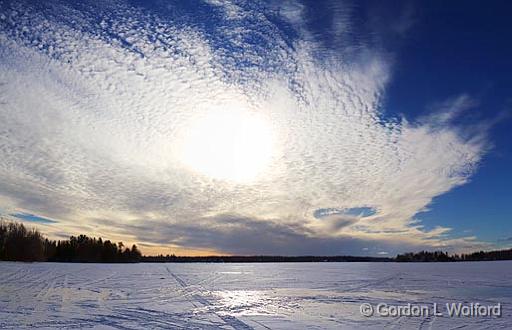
[179,107,274,183]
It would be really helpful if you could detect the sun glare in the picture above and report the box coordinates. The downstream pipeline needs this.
[180,108,274,183]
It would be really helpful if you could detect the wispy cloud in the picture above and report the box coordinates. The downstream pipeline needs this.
[0,0,492,254]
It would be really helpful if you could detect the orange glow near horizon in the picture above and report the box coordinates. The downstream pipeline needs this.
[138,245,227,257]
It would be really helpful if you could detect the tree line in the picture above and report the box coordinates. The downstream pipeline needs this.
[0,221,141,262]
[142,254,393,263]
[395,249,512,262]
[143,251,512,263]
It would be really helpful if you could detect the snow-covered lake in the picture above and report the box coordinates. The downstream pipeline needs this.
[0,261,510,329]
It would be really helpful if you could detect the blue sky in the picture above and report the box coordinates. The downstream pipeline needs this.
[10,212,57,224]
[381,0,512,245]
[0,0,510,255]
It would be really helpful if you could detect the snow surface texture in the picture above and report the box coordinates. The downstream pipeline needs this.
[0,262,510,329]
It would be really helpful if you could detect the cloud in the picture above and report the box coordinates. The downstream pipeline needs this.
[420,94,479,127]
[0,0,492,254]
[84,214,424,256]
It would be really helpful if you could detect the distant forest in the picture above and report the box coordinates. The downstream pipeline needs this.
[142,255,392,263]
[0,221,141,262]
[1,220,512,263]
[395,249,512,262]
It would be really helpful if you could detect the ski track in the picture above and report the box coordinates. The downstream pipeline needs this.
[0,262,511,329]
[167,266,253,329]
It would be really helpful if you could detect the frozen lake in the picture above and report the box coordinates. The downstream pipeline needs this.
[0,261,510,329]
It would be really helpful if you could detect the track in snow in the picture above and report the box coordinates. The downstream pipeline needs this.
[0,262,511,329]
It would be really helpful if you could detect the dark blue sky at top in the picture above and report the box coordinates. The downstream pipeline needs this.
[379,0,512,243]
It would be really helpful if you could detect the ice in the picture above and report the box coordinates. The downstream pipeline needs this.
[0,262,510,329]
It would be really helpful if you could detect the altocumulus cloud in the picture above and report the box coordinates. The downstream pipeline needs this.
[0,0,490,255]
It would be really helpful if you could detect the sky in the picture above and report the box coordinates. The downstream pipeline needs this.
[0,0,510,256]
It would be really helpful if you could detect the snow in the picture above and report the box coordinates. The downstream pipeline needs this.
[0,261,510,329]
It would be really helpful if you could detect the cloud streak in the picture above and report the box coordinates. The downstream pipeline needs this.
[0,0,491,255]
